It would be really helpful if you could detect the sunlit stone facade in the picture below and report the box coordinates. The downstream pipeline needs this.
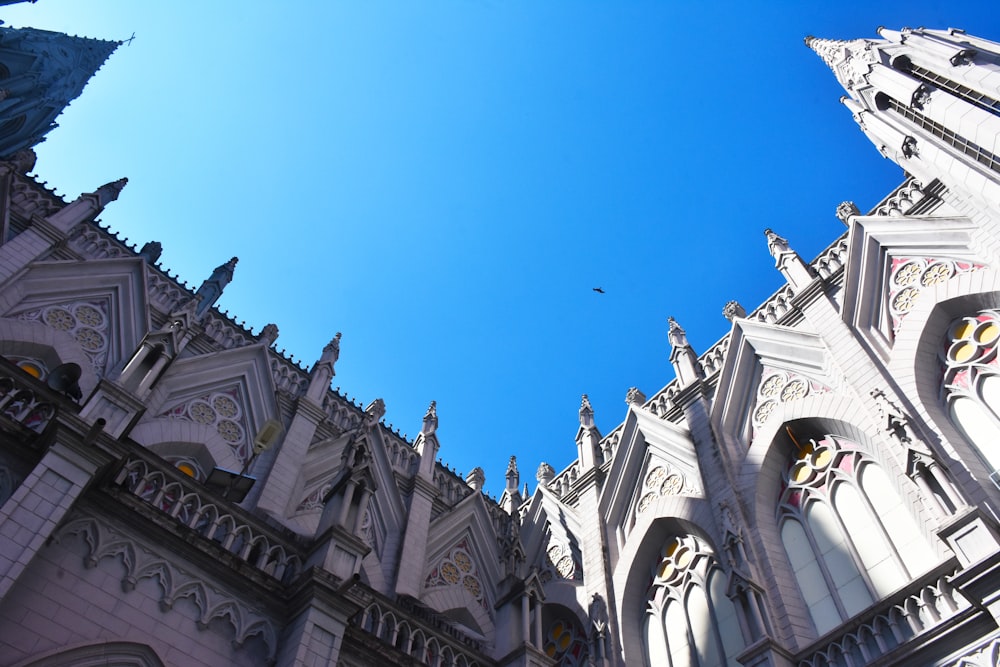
[2,20,1000,667]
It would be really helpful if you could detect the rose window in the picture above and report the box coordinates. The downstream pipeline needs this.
[441,562,460,584]
[660,474,683,496]
[921,262,953,286]
[75,304,104,327]
[893,261,921,286]
[44,307,74,331]
[188,401,215,425]
[752,371,828,430]
[74,327,104,351]
[217,420,243,443]
[425,541,487,609]
[887,256,984,333]
[161,389,251,463]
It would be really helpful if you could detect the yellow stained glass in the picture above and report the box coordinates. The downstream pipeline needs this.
[975,322,999,345]
[952,320,975,340]
[18,362,42,378]
[951,341,977,363]
[791,461,812,483]
[177,463,197,477]
[812,448,832,469]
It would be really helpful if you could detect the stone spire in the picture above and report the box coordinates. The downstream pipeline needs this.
[505,456,519,494]
[668,317,703,387]
[305,332,341,401]
[764,228,814,289]
[194,256,237,317]
[579,394,594,428]
[0,26,119,157]
[46,177,127,232]
[421,400,438,436]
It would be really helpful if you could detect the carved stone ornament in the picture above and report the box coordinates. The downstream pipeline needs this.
[54,515,278,661]
[579,394,595,426]
[764,228,790,259]
[722,300,746,321]
[901,135,918,158]
[421,400,437,435]
[835,201,860,225]
[536,462,555,484]
[667,317,689,349]
[625,386,646,405]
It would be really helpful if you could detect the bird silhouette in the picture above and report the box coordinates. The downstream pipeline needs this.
[593,287,605,294]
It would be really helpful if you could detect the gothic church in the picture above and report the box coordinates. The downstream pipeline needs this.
[1,15,1000,667]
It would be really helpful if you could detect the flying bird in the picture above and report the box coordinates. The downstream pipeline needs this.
[593,287,605,294]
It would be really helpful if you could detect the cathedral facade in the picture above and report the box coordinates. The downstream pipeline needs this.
[1,18,1000,667]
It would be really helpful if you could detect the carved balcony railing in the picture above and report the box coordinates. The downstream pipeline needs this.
[355,595,487,667]
[111,456,303,583]
[797,560,968,667]
[0,374,57,436]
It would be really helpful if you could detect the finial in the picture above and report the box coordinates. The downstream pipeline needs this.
[466,466,485,491]
[194,256,239,317]
[836,201,860,226]
[723,300,746,321]
[322,332,342,361]
[421,400,438,435]
[764,228,790,259]
[365,398,386,424]
[7,147,35,173]
[89,178,128,209]
[138,240,162,264]
[626,387,646,406]
[536,462,555,484]
[667,317,690,349]
[259,323,279,347]
[579,394,595,427]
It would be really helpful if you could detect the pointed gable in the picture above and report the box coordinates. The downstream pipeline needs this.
[712,318,834,448]
[137,343,279,467]
[841,209,983,357]
[0,258,149,377]
[600,405,703,541]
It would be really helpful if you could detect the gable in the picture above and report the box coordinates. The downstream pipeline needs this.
[138,344,279,467]
[841,213,983,358]
[0,258,149,377]
[712,319,835,450]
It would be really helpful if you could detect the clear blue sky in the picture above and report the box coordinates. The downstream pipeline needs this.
[6,1,1000,498]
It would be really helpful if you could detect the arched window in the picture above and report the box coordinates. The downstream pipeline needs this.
[942,309,1000,477]
[777,434,936,636]
[643,534,743,667]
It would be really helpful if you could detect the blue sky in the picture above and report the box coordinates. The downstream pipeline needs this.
[6,1,1000,498]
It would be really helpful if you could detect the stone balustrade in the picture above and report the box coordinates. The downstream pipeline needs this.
[112,456,303,583]
[357,598,485,666]
[797,561,967,667]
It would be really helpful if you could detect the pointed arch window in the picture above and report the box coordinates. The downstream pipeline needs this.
[942,310,1000,479]
[777,435,935,636]
[643,534,744,667]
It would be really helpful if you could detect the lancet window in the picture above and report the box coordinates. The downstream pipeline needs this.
[942,309,1000,479]
[643,534,743,667]
[777,434,935,636]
